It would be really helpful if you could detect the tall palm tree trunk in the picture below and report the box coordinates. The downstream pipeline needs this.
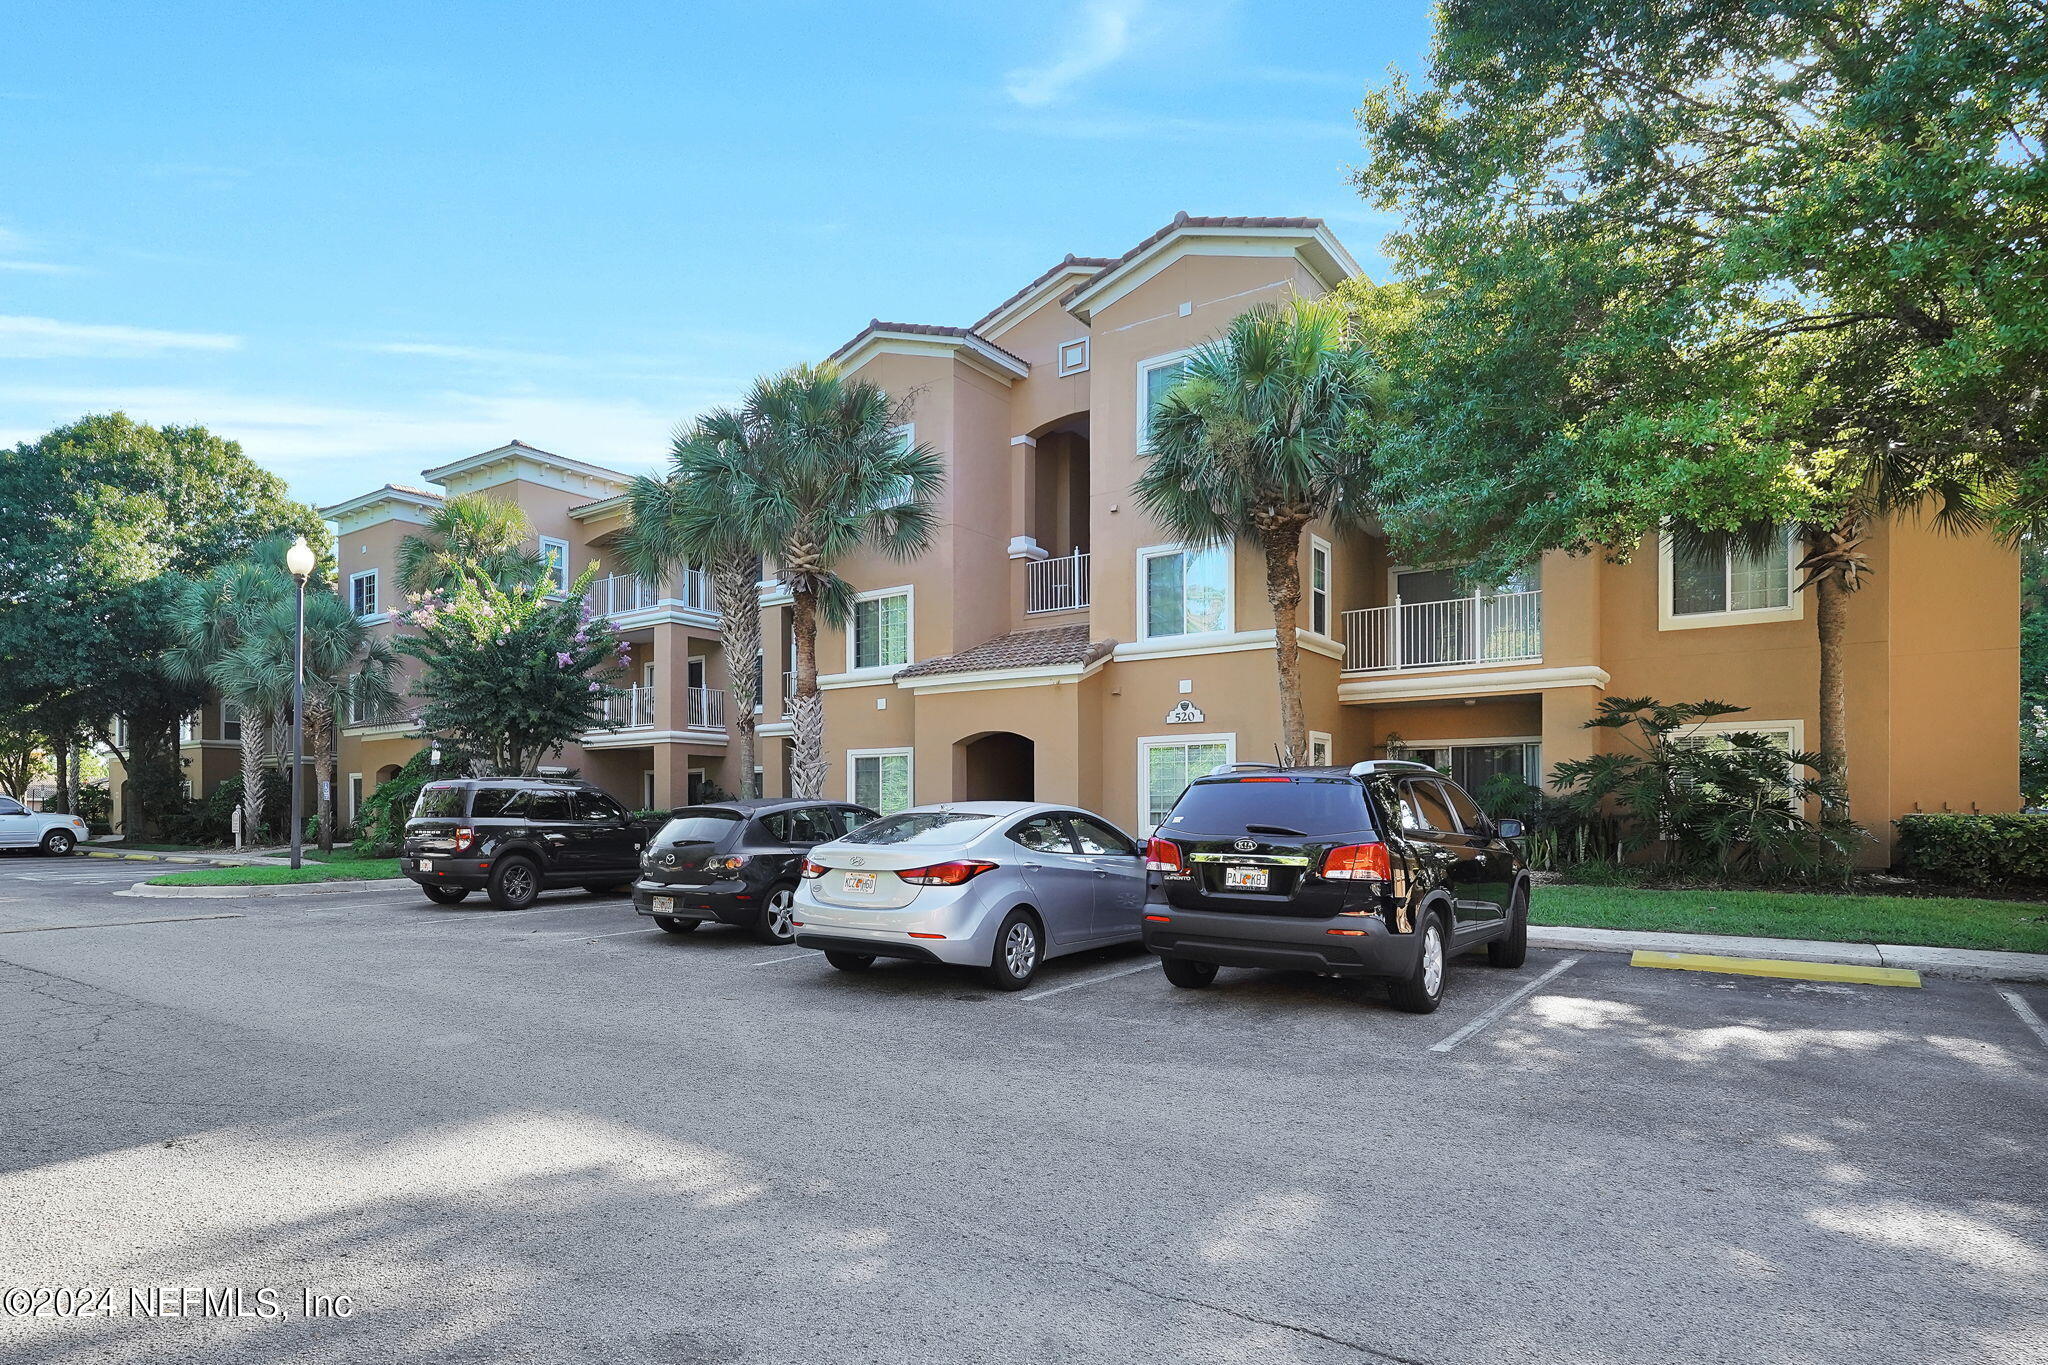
[1814,568,1852,821]
[311,704,336,853]
[713,551,762,798]
[1261,522,1312,766]
[238,709,268,844]
[789,588,826,798]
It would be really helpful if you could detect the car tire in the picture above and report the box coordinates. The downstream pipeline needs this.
[487,856,542,911]
[752,883,798,945]
[1160,955,1218,989]
[1488,883,1529,969]
[825,950,874,972]
[981,909,1043,992]
[1387,909,1449,1015]
[39,829,76,857]
[654,916,700,935]
[422,884,469,904]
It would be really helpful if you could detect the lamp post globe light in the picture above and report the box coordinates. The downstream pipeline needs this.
[285,534,316,870]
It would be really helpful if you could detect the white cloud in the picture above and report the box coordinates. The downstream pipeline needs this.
[0,225,76,275]
[1004,0,1146,107]
[356,340,575,368]
[988,108,1353,143]
[0,315,240,359]
[0,260,78,276]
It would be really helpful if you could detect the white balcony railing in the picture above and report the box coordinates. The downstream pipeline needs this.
[1342,590,1542,673]
[686,686,725,730]
[1025,551,1090,614]
[590,569,711,619]
[602,684,657,729]
[781,670,796,714]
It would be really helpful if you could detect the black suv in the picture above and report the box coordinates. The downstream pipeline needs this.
[401,778,660,910]
[1140,760,1529,1013]
[633,798,877,944]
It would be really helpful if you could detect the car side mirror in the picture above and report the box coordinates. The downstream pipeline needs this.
[1495,819,1524,840]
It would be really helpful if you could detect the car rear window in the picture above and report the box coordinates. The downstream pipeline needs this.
[469,788,529,818]
[840,811,993,846]
[413,784,470,818]
[1164,778,1372,834]
[657,810,744,845]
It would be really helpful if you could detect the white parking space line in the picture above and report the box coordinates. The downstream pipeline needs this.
[1998,989,2048,1050]
[0,913,244,935]
[751,952,814,966]
[1431,956,1581,1054]
[561,928,663,941]
[1021,959,1157,1002]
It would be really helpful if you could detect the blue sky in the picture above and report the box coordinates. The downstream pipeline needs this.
[1,1,1429,509]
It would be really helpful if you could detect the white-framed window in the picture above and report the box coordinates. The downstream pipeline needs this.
[1395,737,1543,793]
[347,773,363,823]
[1658,526,1801,630]
[849,747,914,815]
[348,569,379,620]
[1139,543,1231,639]
[539,537,570,594]
[1671,718,1804,794]
[221,700,242,742]
[1307,731,1333,766]
[1137,349,1195,451]
[1309,535,1331,637]
[1057,337,1090,376]
[1138,732,1235,835]
[849,587,912,671]
[642,771,657,809]
[178,712,199,743]
[868,425,916,511]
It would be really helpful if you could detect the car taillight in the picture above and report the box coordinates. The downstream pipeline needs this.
[707,854,751,873]
[451,826,476,853]
[800,859,827,879]
[1321,843,1391,881]
[1145,838,1184,873]
[897,860,998,886]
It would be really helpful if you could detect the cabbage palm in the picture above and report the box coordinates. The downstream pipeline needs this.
[658,366,943,796]
[1136,297,1381,764]
[397,492,546,596]
[621,458,763,796]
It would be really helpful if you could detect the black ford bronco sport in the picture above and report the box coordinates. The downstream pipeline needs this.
[401,778,660,910]
[1139,760,1530,1013]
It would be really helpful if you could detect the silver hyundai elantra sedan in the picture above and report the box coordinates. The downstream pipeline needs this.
[791,801,1147,990]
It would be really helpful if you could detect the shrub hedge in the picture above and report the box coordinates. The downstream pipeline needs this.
[1895,813,2048,887]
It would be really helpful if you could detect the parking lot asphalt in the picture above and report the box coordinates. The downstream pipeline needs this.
[1,854,2044,1364]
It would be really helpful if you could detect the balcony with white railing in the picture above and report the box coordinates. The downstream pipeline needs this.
[1342,590,1542,673]
[602,684,658,729]
[686,686,725,731]
[590,569,712,620]
[780,669,796,715]
[1025,551,1090,615]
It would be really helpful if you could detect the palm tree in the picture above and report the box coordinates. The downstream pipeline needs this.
[1135,297,1380,764]
[621,457,764,796]
[297,589,401,850]
[397,492,546,596]
[658,366,943,797]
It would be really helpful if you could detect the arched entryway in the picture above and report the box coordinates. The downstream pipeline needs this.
[956,731,1035,803]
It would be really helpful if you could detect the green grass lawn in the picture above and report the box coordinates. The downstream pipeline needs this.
[1532,883,2048,955]
[147,857,402,887]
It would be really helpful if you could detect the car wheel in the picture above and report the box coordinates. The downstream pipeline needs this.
[981,909,1042,992]
[654,916,700,935]
[1387,910,1449,1014]
[487,856,542,911]
[1488,883,1529,969]
[825,950,874,972]
[1160,955,1218,989]
[39,829,75,857]
[753,884,798,944]
[422,884,469,904]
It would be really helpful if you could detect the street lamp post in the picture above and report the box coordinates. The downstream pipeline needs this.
[285,534,317,870]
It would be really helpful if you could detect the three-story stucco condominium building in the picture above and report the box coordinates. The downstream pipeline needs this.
[320,441,742,819]
[748,212,2018,863]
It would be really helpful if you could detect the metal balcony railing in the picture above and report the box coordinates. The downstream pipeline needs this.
[686,686,725,730]
[591,569,711,619]
[601,684,657,729]
[780,670,796,714]
[1342,590,1542,672]
[1025,551,1090,614]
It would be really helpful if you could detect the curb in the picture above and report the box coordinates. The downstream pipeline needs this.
[1530,925,2048,984]
[82,850,279,868]
[116,879,409,901]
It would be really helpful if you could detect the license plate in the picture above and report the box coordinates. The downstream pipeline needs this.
[843,872,876,894]
[419,859,434,872]
[652,896,673,914]
[1224,866,1269,890]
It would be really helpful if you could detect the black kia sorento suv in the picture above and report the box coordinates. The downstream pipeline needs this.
[1139,760,1530,1013]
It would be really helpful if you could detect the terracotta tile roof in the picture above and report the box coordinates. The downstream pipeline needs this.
[1060,212,1327,305]
[971,253,1120,333]
[386,482,442,500]
[827,319,1028,371]
[895,624,1117,679]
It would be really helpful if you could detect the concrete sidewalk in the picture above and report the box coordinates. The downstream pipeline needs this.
[1531,923,2048,983]
[81,845,297,868]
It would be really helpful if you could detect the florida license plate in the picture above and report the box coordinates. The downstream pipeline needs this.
[419,859,434,872]
[652,896,673,914]
[843,872,876,894]
[1224,866,1269,890]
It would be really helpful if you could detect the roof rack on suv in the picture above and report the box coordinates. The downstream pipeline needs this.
[1206,762,1284,777]
[1346,760,1439,778]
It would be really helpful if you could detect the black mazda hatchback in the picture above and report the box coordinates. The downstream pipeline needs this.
[633,798,878,943]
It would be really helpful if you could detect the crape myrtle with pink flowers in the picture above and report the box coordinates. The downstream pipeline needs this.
[393,563,629,776]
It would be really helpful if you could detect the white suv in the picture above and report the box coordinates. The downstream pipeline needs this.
[0,796,88,855]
